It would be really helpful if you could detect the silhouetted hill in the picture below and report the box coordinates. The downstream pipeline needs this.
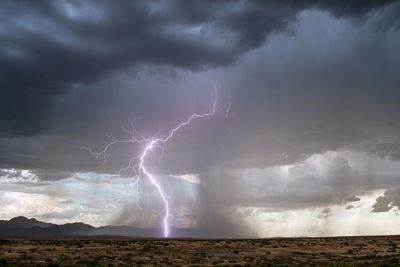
[0,217,165,238]
[0,216,240,239]
[47,222,95,235]
[0,216,54,229]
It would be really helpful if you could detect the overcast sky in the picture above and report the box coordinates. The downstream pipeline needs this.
[1,0,400,237]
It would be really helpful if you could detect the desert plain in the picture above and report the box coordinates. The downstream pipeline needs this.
[1,235,400,266]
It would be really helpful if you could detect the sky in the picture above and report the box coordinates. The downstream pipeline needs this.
[1,0,400,238]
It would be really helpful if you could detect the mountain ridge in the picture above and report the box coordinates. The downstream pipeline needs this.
[0,216,237,239]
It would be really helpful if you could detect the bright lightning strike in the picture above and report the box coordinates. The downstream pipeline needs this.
[84,86,229,238]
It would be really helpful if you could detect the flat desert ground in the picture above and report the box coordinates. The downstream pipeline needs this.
[1,236,400,266]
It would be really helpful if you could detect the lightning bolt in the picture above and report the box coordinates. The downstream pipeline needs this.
[84,86,229,238]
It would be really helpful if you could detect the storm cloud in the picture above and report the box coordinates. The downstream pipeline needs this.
[1,0,397,136]
[372,188,400,213]
[1,0,400,237]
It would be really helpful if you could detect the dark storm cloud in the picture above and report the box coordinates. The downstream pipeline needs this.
[0,0,399,177]
[267,0,396,18]
[30,169,73,181]
[0,167,72,182]
[192,151,400,218]
[345,195,360,202]
[0,169,21,179]
[371,142,400,161]
[0,0,396,136]
[317,207,332,219]
[372,188,400,213]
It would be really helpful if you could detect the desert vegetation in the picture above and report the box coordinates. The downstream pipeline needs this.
[0,236,400,266]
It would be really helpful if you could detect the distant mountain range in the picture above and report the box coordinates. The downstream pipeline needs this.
[0,216,235,239]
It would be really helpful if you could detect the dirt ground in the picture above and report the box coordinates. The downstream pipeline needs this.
[1,235,400,266]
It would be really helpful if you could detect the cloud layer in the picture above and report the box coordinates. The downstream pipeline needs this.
[1,0,400,236]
